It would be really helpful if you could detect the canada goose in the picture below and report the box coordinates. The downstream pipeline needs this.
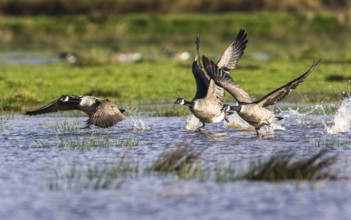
[25,95,125,128]
[203,56,321,135]
[174,29,249,131]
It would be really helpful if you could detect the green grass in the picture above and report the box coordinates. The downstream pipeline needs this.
[1,12,351,112]
[1,59,349,113]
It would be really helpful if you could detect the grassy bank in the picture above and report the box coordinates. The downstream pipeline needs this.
[0,12,350,112]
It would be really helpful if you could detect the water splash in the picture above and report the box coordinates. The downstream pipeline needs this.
[279,108,307,125]
[185,114,200,131]
[224,112,253,131]
[326,97,351,134]
[130,117,151,131]
[224,112,285,132]
[257,125,276,138]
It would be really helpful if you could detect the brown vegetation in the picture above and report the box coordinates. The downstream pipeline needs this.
[0,0,350,16]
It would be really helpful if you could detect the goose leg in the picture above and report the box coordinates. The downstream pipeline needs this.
[224,115,230,123]
[82,119,92,129]
[195,122,206,132]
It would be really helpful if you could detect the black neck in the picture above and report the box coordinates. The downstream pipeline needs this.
[230,105,242,112]
[183,100,194,108]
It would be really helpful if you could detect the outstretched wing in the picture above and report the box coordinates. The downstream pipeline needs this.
[25,97,79,115]
[192,36,210,99]
[90,100,125,128]
[203,55,253,104]
[255,59,321,107]
[217,29,248,72]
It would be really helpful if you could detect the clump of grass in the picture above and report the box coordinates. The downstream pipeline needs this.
[0,114,12,130]
[149,141,207,179]
[31,132,142,149]
[239,150,338,182]
[56,133,141,150]
[48,153,138,191]
[42,119,80,132]
[314,134,351,148]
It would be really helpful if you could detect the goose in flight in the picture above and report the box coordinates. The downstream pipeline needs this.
[203,56,320,135]
[25,95,125,128]
[175,29,250,131]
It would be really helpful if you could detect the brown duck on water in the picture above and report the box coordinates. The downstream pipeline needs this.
[25,95,125,128]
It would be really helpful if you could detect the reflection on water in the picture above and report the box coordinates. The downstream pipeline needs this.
[1,102,351,220]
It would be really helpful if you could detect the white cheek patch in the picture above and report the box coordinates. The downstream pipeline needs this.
[180,99,185,105]
[63,96,69,102]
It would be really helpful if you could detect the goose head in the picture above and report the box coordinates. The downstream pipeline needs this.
[221,104,231,113]
[222,104,241,115]
[174,97,185,105]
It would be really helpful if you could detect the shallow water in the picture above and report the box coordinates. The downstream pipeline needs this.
[1,101,351,220]
[0,51,60,65]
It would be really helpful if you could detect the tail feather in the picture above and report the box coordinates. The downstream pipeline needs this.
[275,116,284,121]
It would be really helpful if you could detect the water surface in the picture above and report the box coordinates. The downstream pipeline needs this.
[1,101,351,220]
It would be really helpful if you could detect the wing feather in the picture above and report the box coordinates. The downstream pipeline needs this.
[25,97,79,115]
[203,55,253,104]
[192,36,210,99]
[90,101,125,128]
[255,59,321,107]
[217,29,248,72]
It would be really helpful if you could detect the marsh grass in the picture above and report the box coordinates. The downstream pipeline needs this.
[238,150,338,182]
[48,153,138,191]
[0,113,12,130]
[45,142,341,191]
[42,119,81,132]
[314,134,351,148]
[33,132,142,149]
[55,133,141,150]
[149,141,207,179]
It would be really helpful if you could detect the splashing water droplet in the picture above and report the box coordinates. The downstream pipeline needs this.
[130,117,150,131]
[185,114,200,130]
[224,112,252,130]
[327,97,351,134]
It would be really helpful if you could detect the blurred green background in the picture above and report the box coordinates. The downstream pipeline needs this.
[0,0,350,112]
